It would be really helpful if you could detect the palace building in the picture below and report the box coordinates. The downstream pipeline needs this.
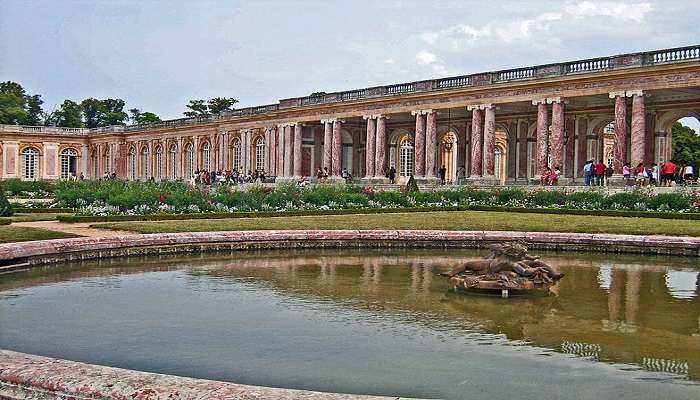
[1,45,699,185]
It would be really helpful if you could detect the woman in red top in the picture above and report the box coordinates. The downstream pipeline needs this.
[594,160,606,186]
[661,160,676,186]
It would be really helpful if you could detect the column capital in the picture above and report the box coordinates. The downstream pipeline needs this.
[626,89,645,97]
[362,115,378,120]
[410,110,424,116]
[532,98,547,105]
[320,118,337,124]
[546,97,563,104]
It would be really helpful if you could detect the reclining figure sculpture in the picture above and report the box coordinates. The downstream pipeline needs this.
[441,243,564,285]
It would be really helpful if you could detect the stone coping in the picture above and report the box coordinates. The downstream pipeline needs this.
[0,350,414,400]
[1,231,699,268]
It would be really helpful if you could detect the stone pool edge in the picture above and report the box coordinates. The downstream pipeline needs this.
[0,349,416,400]
[1,231,699,270]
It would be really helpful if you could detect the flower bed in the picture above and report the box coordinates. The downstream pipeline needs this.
[45,180,700,217]
[0,179,56,198]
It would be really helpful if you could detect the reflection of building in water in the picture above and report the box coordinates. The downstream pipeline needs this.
[642,357,689,377]
[409,263,432,295]
[561,341,601,360]
[665,270,700,300]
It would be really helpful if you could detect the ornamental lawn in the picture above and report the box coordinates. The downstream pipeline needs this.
[90,210,700,237]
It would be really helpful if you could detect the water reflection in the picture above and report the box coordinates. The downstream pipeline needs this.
[0,250,699,399]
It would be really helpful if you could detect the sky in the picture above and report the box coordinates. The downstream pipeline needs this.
[1,0,699,131]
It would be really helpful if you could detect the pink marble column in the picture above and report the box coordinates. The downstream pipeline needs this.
[364,116,376,178]
[276,125,285,176]
[565,117,575,178]
[550,100,565,170]
[613,94,628,173]
[483,105,496,176]
[469,107,483,177]
[535,102,549,175]
[322,120,333,174]
[331,119,342,177]
[375,116,387,178]
[425,110,437,177]
[644,113,656,165]
[283,125,293,176]
[269,127,277,175]
[630,92,646,167]
[293,123,303,177]
[413,111,426,177]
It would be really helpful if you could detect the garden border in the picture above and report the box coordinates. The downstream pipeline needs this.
[54,205,700,223]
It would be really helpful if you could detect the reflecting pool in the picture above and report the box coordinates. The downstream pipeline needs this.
[1,249,699,399]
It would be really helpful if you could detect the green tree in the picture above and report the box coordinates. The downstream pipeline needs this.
[183,99,209,117]
[81,98,102,128]
[0,81,46,125]
[672,122,700,168]
[25,94,44,125]
[47,100,83,127]
[81,98,128,128]
[207,97,238,114]
[129,108,161,124]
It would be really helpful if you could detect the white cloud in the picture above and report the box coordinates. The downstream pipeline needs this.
[564,1,654,22]
[415,50,437,65]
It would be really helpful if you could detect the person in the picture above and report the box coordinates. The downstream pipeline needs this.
[661,159,676,187]
[594,160,606,186]
[322,167,329,182]
[583,160,593,186]
[634,162,647,186]
[316,167,324,182]
[650,163,659,186]
[79,172,85,180]
[682,164,694,184]
[622,163,631,185]
[297,176,310,187]
[540,167,553,185]
[259,169,266,183]
[604,164,614,186]
[456,166,466,185]
[388,166,397,184]
[103,171,110,180]
[551,166,561,185]
[439,165,447,185]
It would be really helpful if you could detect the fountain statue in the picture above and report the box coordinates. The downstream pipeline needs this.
[440,243,564,297]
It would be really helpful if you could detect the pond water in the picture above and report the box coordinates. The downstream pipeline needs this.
[1,249,699,400]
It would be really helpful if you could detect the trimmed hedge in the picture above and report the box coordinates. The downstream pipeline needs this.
[0,218,10,225]
[56,205,700,223]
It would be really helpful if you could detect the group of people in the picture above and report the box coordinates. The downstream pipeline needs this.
[540,166,562,185]
[582,159,696,187]
[191,168,268,186]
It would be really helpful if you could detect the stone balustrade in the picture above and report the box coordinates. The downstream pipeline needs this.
[0,124,90,135]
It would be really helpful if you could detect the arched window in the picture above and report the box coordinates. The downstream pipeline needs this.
[231,138,241,171]
[129,147,137,180]
[399,136,414,177]
[201,142,211,171]
[255,136,265,172]
[169,144,178,180]
[154,145,163,180]
[184,143,194,179]
[60,148,78,179]
[21,147,39,180]
[141,147,150,179]
[102,147,110,176]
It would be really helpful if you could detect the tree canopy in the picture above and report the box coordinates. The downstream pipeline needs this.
[183,97,238,117]
[0,81,44,125]
[672,121,700,167]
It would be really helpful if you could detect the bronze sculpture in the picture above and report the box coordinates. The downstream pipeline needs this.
[440,243,564,296]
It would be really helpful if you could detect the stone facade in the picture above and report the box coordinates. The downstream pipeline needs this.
[1,45,699,184]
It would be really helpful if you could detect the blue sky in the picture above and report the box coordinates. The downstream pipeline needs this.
[1,0,698,131]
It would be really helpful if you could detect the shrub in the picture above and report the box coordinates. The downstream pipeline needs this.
[0,190,13,217]
[564,190,606,209]
[1,179,56,197]
[496,188,526,204]
[649,192,691,211]
[301,185,344,206]
[374,190,410,207]
[532,190,567,206]
[405,175,419,193]
[602,191,650,210]
[412,191,443,204]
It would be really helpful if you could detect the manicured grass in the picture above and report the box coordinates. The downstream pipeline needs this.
[0,226,80,243]
[91,210,700,236]
[1,213,71,223]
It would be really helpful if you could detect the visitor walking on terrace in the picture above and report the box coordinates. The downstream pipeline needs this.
[388,166,397,184]
[661,160,677,186]
[316,167,323,182]
[583,160,593,186]
[650,163,659,186]
[604,164,614,186]
[634,163,648,186]
[594,160,606,186]
[622,163,631,185]
[439,165,447,185]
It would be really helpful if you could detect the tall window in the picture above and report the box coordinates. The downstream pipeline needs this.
[528,142,536,177]
[201,142,211,171]
[399,137,414,177]
[169,144,178,180]
[60,148,78,179]
[184,143,194,179]
[255,137,265,172]
[155,145,163,180]
[607,151,614,167]
[103,147,110,175]
[494,148,503,182]
[141,147,150,179]
[129,147,137,180]
[231,139,241,171]
[21,147,39,180]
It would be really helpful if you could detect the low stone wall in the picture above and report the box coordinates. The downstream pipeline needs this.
[0,350,408,400]
[1,231,698,270]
